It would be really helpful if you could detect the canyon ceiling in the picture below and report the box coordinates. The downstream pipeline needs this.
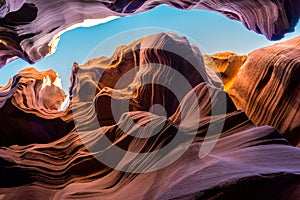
[0,0,299,67]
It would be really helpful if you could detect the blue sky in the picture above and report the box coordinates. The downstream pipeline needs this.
[1,5,299,92]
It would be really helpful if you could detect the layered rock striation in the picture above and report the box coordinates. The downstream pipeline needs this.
[0,67,73,146]
[227,36,300,146]
[0,33,300,199]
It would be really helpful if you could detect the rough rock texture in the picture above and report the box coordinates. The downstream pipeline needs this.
[0,67,73,146]
[227,36,300,147]
[0,33,300,199]
[203,52,247,90]
[0,0,299,68]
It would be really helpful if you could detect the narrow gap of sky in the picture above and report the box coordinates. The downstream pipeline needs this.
[1,5,299,92]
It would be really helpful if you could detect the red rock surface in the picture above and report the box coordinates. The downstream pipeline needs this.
[0,67,73,146]
[228,36,300,146]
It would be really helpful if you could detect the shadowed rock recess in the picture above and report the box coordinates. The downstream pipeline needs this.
[0,32,300,199]
[0,0,299,67]
[0,67,74,146]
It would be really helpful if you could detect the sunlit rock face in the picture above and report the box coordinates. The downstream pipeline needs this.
[0,0,299,68]
[0,67,73,146]
[227,36,300,146]
[203,52,247,90]
[72,32,223,126]
[1,33,300,199]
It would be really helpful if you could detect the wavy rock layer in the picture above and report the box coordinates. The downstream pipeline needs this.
[0,67,73,146]
[228,36,300,146]
[1,103,300,199]
[0,33,300,199]
[72,32,223,125]
[0,0,299,67]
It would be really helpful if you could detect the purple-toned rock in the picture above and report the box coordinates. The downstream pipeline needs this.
[0,0,299,68]
[0,33,300,199]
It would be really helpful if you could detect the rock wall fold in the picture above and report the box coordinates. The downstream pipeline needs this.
[228,36,300,146]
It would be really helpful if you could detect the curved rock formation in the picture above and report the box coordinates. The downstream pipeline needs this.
[0,0,299,68]
[203,52,247,90]
[72,32,223,126]
[1,83,300,199]
[227,36,300,146]
[0,32,300,199]
[0,67,73,146]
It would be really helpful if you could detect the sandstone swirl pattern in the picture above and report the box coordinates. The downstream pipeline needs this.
[0,0,299,67]
[0,33,300,199]
[227,36,300,147]
[0,67,73,146]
